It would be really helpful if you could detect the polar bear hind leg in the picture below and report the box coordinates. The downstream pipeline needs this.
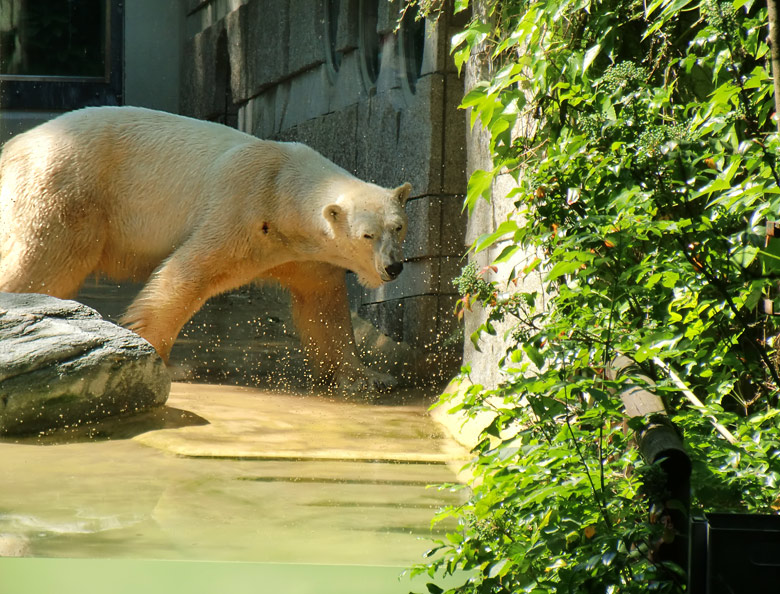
[0,223,105,299]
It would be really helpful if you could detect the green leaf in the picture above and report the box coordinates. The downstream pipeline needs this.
[522,343,545,368]
[523,257,542,275]
[582,44,601,73]
[474,219,519,252]
[731,245,759,268]
[470,330,482,352]
[645,272,662,288]
[494,243,521,264]
[465,168,496,213]
[644,0,697,37]
[661,271,680,288]
[488,558,509,578]
[760,238,780,273]
[546,260,582,281]
[453,0,469,13]
[744,284,764,310]
[451,21,491,51]
[461,83,490,108]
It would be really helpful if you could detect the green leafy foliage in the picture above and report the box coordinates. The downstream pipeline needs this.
[411,0,780,592]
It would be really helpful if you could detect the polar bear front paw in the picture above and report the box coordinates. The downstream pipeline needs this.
[331,364,398,394]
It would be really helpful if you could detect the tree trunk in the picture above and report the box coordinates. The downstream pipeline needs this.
[768,0,780,131]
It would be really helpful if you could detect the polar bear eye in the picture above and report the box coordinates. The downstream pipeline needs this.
[363,233,374,240]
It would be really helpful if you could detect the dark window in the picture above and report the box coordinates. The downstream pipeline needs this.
[323,0,342,77]
[0,0,123,109]
[358,0,380,90]
[400,5,425,94]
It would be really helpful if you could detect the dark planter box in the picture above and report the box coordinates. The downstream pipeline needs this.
[690,513,780,593]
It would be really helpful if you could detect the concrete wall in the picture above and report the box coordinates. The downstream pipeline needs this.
[181,0,469,381]
[124,0,183,113]
[458,1,544,389]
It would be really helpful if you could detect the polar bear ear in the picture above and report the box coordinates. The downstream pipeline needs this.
[394,183,412,206]
[323,204,346,234]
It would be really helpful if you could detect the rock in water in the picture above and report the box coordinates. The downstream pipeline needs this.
[0,293,170,435]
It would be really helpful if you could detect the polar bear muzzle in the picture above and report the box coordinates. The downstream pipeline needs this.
[385,261,403,280]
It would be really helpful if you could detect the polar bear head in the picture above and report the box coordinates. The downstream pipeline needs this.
[323,181,412,288]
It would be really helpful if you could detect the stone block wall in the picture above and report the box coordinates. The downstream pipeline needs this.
[457,0,546,390]
[180,0,468,381]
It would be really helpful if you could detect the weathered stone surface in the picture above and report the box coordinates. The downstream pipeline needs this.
[398,73,445,191]
[377,0,403,35]
[357,298,404,343]
[224,5,249,102]
[412,294,462,378]
[355,75,444,193]
[443,73,468,194]
[403,295,452,350]
[335,0,360,53]
[274,105,359,173]
[222,8,246,106]
[280,67,333,131]
[186,0,205,15]
[357,295,461,382]
[289,0,326,75]
[180,23,224,119]
[427,5,470,76]
[375,34,402,95]
[243,86,282,138]
[327,50,372,112]
[0,293,170,435]
[244,0,290,97]
[405,195,467,260]
[351,312,424,384]
[420,13,446,76]
[442,196,469,255]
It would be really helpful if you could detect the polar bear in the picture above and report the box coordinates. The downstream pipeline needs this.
[0,106,411,392]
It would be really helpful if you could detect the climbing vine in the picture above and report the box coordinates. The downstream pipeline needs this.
[410,0,780,592]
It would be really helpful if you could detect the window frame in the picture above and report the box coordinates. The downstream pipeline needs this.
[0,0,123,110]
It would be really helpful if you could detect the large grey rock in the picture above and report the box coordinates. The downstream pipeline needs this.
[0,293,170,436]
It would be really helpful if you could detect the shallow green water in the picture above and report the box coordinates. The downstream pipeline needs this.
[0,557,468,594]
[0,383,466,592]
[0,281,466,592]
[0,406,462,564]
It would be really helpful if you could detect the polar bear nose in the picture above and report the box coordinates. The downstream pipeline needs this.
[385,261,404,280]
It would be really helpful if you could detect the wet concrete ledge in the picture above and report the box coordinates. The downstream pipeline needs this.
[135,382,468,465]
